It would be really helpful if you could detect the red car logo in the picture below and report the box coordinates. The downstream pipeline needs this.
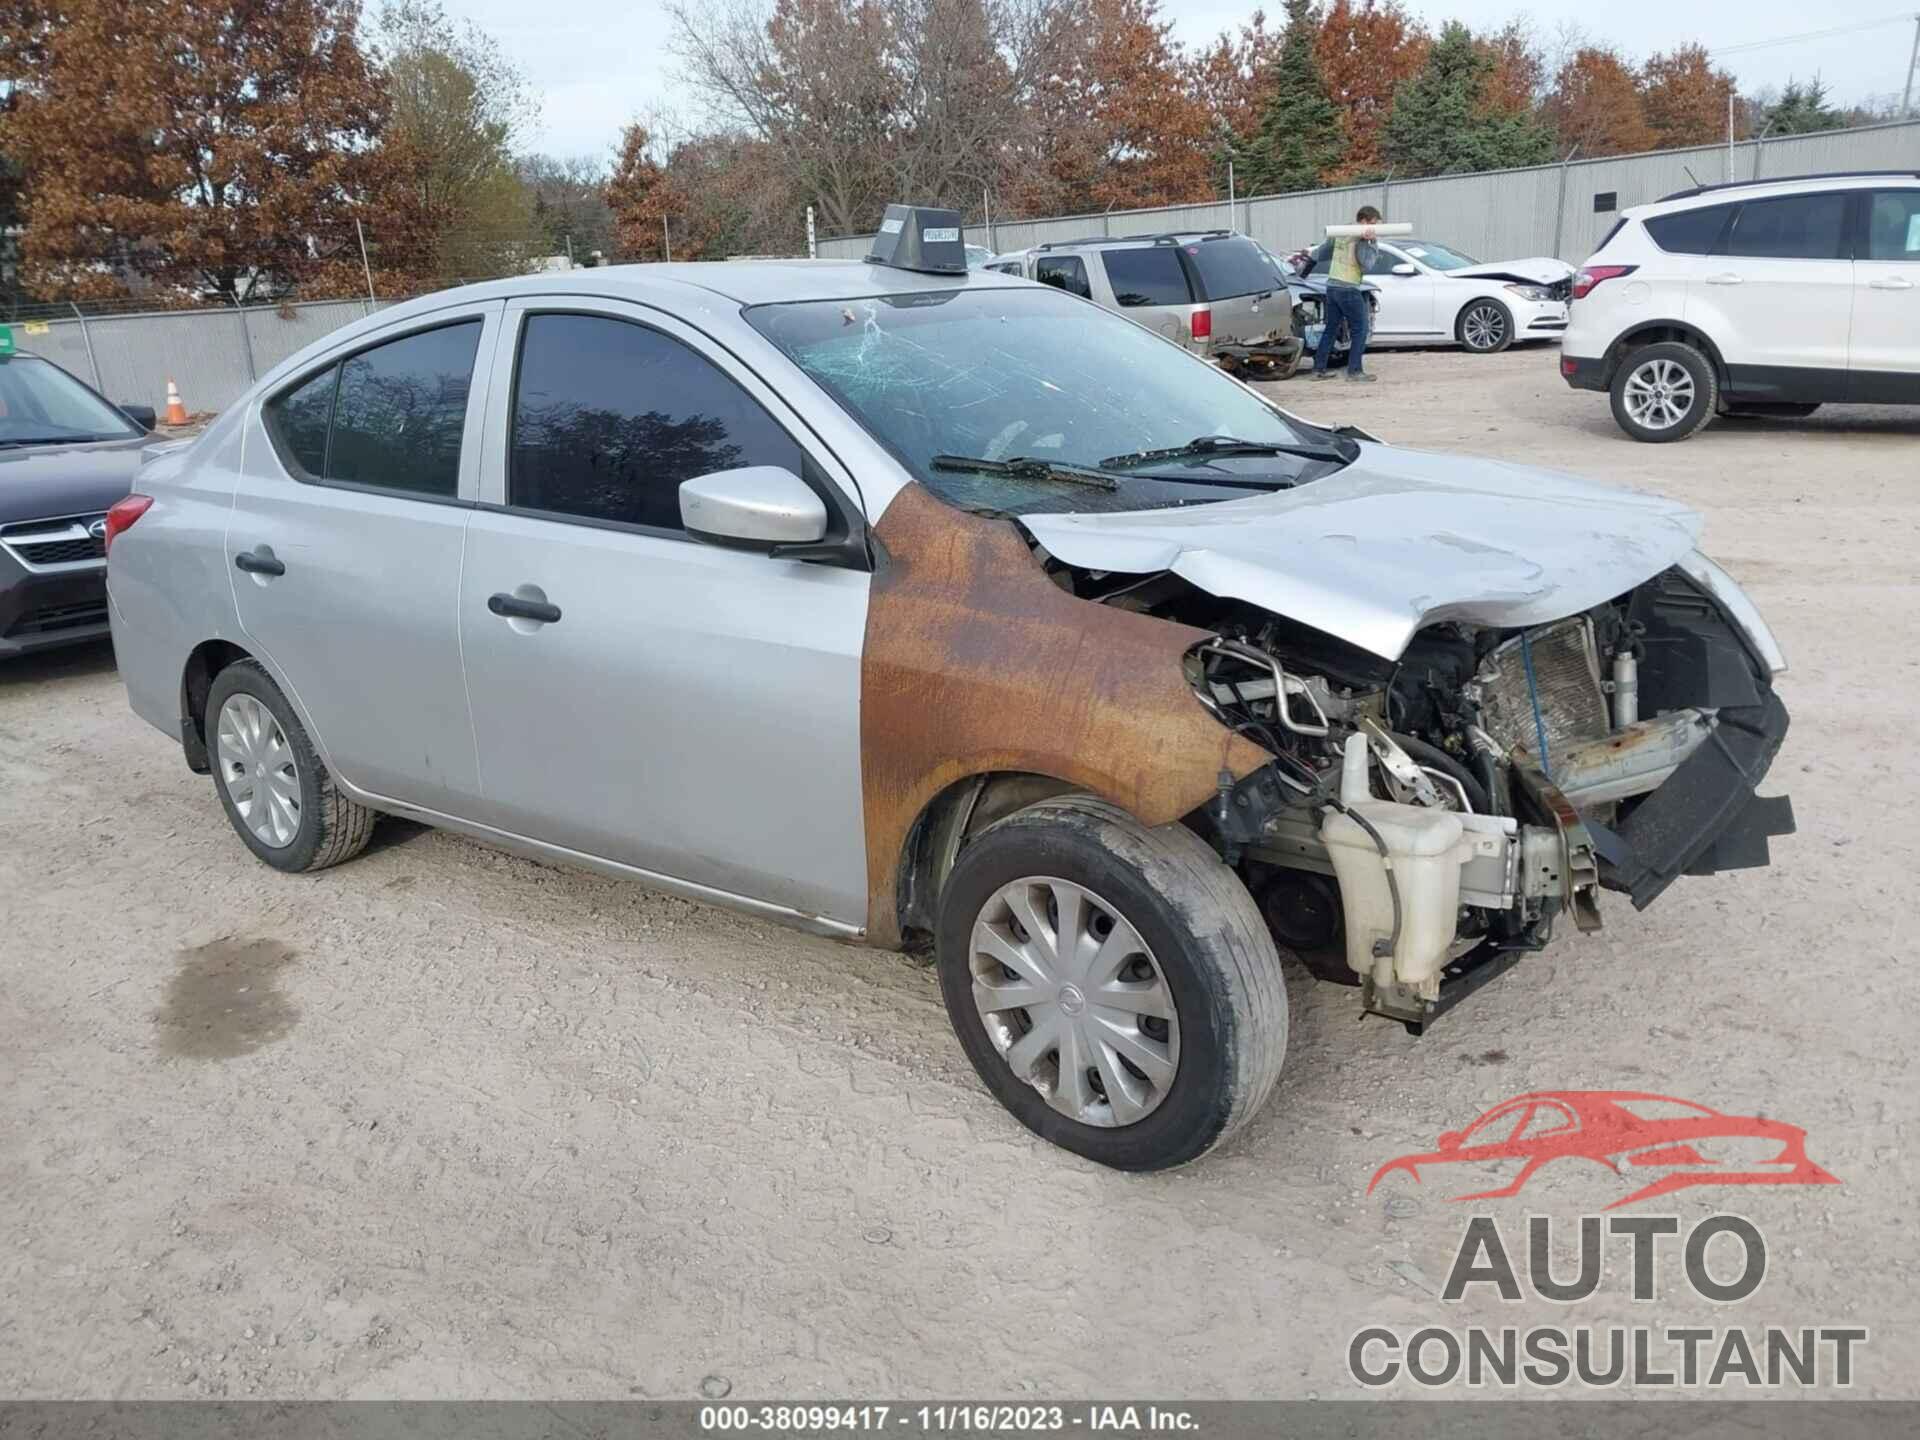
[1368,1091,1840,1210]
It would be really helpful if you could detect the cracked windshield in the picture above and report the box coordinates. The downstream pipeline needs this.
[746,287,1351,516]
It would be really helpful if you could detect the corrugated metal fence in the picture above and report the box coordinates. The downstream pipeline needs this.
[14,297,388,414]
[818,119,1920,262]
[14,119,1915,410]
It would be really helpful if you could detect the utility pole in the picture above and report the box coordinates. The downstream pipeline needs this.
[565,234,575,270]
[1727,91,1736,182]
[806,205,817,259]
[1903,13,1919,118]
[662,216,672,263]
[355,218,375,305]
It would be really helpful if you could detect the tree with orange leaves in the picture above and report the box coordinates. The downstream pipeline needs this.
[1187,9,1283,161]
[1011,0,1215,214]
[1641,44,1736,149]
[1546,46,1657,157]
[0,0,393,302]
[1314,0,1429,180]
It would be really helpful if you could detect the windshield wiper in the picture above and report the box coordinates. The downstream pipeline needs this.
[931,454,1118,491]
[1100,434,1350,471]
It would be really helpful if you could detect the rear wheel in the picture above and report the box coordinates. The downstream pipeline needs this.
[1457,298,1514,354]
[936,795,1287,1170]
[206,660,375,873]
[1610,341,1717,443]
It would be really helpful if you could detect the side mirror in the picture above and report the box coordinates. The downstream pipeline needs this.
[680,465,827,553]
[119,403,157,432]
[1390,263,1419,277]
[1438,1130,1463,1149]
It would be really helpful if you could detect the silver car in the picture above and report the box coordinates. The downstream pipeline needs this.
[989,230,1304,378]
[109,208,1794,1171]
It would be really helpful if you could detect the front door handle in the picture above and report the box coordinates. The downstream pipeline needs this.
[1868,276,1915,290]
[1704,273,1744,285]
[488,592,562,624]
[233,549,285,577]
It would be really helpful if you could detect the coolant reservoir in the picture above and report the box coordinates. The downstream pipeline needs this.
[1320,734,1472,991]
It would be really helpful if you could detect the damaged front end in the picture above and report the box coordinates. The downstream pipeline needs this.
[1046,545,1795,1034]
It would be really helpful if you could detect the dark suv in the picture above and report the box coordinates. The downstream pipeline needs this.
[0,342,157,658]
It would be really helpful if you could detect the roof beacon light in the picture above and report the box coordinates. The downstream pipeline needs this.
[866,204,967,276]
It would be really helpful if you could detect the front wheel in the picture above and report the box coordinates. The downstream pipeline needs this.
[935,795,1288,1170]
[1457,298,1514,353]
[1609,341,1718,443]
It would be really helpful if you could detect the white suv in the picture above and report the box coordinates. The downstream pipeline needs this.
[1560,171,1920,441]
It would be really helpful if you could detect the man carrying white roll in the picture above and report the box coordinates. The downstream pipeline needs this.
[1308,205,1383,384]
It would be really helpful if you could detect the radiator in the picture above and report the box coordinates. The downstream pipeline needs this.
[1475,617,1609,764]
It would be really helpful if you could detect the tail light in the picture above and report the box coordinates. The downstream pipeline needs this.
[1189,306,1212,340]
[103,494,153,553]
[1571,264,1636,301]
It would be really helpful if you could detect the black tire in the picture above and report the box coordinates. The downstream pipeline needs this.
[935,795,1287,1170]
[1456,298,1514,354]
[1609,340,1718,443]
[205,659,375,873]
[1725,401,1820,419]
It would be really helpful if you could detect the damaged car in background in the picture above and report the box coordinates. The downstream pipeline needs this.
[108,206,1794,1175]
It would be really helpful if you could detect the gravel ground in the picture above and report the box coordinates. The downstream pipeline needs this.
[3,345,1916,1400]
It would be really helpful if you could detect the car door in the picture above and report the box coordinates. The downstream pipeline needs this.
[457,299,871,928]
[1695,190,1853,399]
[1362,243,1434,338]
[1849,188,1920,403]
[230,303,500,812]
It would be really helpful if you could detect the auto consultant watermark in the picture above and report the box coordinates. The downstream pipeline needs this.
[1351,1090,1855,1391]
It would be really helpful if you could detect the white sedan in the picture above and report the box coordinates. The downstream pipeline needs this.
[1315,237,1574,354]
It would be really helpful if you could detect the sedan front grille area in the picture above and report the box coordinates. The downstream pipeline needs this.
[1546,276,1572,302]
[1,515,108,570]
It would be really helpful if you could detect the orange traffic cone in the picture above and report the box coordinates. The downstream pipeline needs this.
[163,380,188,426]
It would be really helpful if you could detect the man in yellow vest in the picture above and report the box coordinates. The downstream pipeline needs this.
[1308,205,1381,384]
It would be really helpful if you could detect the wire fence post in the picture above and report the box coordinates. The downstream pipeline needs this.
[231,295,258,382]
[355,217,376,316]
[69,302,103,390]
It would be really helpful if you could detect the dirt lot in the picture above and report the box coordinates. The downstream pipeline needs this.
[3,346,1916,1400]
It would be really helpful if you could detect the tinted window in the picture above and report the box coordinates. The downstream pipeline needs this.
[1644,204,1731,255]
[1723,193,1847,260]
[267,365,336,476]
[509,313,802,532]
[1185,237,1276,299]
[326,322,480,496]
[1866,189,1920,261]
[1033,255,1091,298]
[1099,247,1191,307]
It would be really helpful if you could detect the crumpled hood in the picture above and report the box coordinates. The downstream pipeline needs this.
[1444,256,1575,286]
[1019,442,1703,661]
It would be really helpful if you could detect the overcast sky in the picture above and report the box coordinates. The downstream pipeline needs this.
[446,0,1920,161]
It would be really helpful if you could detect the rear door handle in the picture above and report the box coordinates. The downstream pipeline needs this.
[1868,276,1915,290]
[1704,273,1744,285]
[233,549,285,577]
[488,592,562,624]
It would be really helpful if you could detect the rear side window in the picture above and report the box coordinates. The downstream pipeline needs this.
[1034,255,1091,298]
[1723,193,1848,260]
[267,322,480,494]
[1865,190,1920,261]
[1185,238,1276,300]
[509,312,803,533]
[1643,204,1731,255]
[266,366,335,476]
[1099,247,1191,307]
[327,323,480,496]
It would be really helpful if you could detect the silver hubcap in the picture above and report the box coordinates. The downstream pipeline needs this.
[1623,358,1696,430]
[215,694,301,849]
[969,876,1180,1128]
[1463,304,1506,350]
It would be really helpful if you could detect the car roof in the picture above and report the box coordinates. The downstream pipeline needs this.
[1632,170,1920,218]
[365,259,1031,326]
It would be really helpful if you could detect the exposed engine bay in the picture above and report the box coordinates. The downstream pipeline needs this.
[1043,554,1797,1032]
